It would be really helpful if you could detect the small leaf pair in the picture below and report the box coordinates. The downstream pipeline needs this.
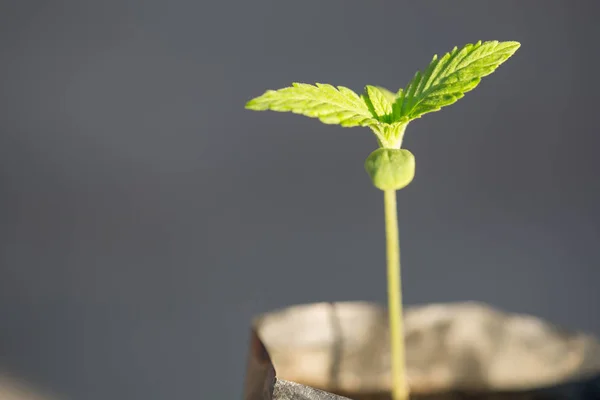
[246,40,520,152]
[246,40,520,191]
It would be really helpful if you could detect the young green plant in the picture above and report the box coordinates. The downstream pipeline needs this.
[245,40,520,400]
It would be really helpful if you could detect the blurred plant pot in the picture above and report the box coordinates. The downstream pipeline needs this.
[244,302,600,400]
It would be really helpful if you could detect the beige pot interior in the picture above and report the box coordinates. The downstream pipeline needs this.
[255,302,600,396]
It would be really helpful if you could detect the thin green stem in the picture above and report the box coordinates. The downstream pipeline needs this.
[384,189,408,400]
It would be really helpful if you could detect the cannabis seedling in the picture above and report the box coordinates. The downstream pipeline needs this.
[245,40,520,400]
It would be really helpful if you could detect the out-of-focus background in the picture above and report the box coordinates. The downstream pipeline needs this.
[0,1,598,399]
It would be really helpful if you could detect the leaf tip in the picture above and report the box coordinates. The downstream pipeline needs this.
[499,41,522,58]
[508,41,522,50]
[245,98,265,111]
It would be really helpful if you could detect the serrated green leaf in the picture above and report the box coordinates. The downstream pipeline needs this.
[245,82,378,127]
[394,40,520,121]
[363,85,394,123]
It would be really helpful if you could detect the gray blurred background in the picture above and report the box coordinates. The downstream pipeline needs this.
[0,1,598,399]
